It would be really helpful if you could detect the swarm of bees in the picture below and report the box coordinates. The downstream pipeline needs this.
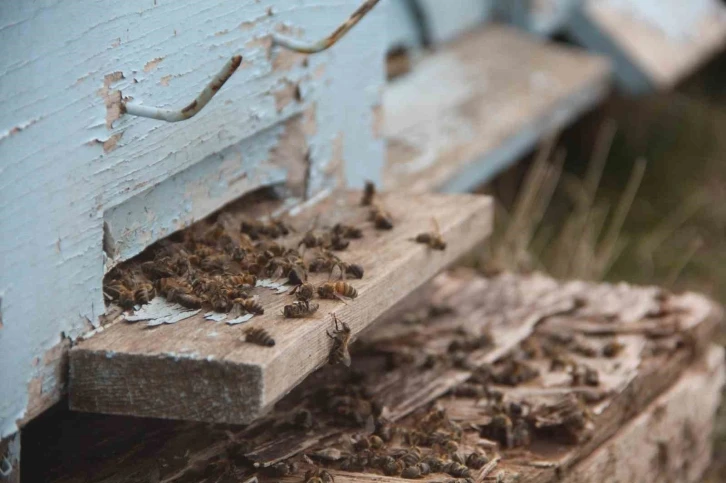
[103,199,374,339]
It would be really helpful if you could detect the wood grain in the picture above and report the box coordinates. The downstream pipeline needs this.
[69,191,493,425]
[383,25,610,193]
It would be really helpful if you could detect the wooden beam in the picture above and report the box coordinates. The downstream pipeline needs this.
[569,0,726,93]
[69,192,493,425]
[383,25,611,193]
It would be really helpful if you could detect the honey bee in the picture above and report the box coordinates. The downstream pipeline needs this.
[291,282,315,301]
[329,234,350,251]
[240,218,266,240]
[571,364,599,387]
[327,314,352,367]
[233,297,264,315]
[442,462,471,478]
[245,327,275,347]
[304,466,334,483]
[287,264,308,286]
[489,413,513,448]
[267,461,298,477]
[512,419,531,447]
[465,452,489,469]
[283,300,319,318]
[105,281,136,309]
[327,260,364,280]
[318,281,358,300]
[602,339,624,358]
[382,459,405,476]
[158,277,203,309]
[133,282,156,305]
[413,218,446,250]
[199,254,231,273]
[361,180,376,206]
[333,223,363,239]
[370,203,393,230]
[193,245,217,258]
[226,274,257,287]
[401,466,422,479]
[300,228,326,250]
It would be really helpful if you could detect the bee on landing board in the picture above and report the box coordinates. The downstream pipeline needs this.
[369,202,393,230]
[327,313,352,367]
[245,327,275,347]
[290,282,315,301]
[413,218,446,250]
[333,222,363,239]
[283,300,319,318]
[361,180,376,206]
[318,281,358,300]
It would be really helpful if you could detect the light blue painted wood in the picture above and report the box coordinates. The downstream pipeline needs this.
[567,6,653,94]
[0,0,384,436]
[416,0,494,44]
[499,0,581,37]
[441,71,609,193]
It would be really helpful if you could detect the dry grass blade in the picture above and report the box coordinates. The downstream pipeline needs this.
[594,157,647,277]
[664,236,703,288]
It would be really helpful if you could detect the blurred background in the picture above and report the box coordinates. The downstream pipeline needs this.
[381,0,726,479]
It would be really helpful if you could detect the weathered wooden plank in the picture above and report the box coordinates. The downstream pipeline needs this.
[69,191,493,425]
[569,0,726,93]
[26,271,722,483]
[561,345,724,483]
[383,25,611,193]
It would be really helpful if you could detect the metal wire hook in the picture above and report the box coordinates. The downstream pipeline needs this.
[271,0,381,53]
[120,0,381,123]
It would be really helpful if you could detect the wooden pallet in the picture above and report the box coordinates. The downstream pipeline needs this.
[383,25,611,193]
[68,191,492,425]
[27,270,723,483]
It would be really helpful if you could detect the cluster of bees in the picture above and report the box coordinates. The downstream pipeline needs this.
[266,404,489,482]
[105,182,447,366]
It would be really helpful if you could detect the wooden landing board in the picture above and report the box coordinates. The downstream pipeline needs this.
[570,0,726,93]
[68,192,493,425]
[383,25,610,193]
[33,271,723,483]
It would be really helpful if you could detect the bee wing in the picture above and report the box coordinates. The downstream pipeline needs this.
[334,294,349,305]
[341,350,352,367]
[431,217,441,236]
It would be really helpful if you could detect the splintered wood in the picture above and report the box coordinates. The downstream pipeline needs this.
[69,191,493,424]
[35,271,724,483]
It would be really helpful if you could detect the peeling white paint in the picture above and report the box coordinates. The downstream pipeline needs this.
[124,298,201,326]
[227,313,255,325]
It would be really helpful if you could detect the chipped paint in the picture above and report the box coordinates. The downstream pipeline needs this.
[125,298,201,326]
[0,0,384,436]
[273,78,302,113]
[160,75,172,86]
[143,57,165,72]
